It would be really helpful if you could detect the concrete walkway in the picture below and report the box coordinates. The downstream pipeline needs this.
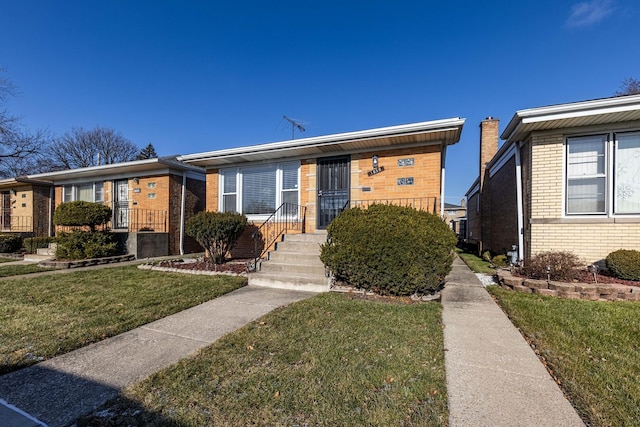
[442,255,585,426]
[0,285,316,427]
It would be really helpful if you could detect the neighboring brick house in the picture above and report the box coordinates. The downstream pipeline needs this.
[28,157,206,256]
[443,200,467,237]
[0,178,54,237]
[467,94,640,265]
[179,118,465,258]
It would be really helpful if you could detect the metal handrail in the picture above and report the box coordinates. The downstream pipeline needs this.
[250,202,306,271]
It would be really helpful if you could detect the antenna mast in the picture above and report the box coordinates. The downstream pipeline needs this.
[283,115,306,139]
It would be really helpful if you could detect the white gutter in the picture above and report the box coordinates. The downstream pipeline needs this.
[440,143,447,217]
[515,142,525,261]
[48,186,54,237]
[179,173,186,255]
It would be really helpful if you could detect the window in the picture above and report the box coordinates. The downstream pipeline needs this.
[565,132,640,215]
[220,162,299,216]
[62,182,104,203]
[615,132,640,214]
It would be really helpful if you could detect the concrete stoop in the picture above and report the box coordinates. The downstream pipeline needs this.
[23,243,57,262]
[249,233,330,293]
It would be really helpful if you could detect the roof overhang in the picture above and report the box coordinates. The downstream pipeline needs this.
[179,118,466,168]
[501,94,640,142]
[27,157,205,183]
[0,177,54,189]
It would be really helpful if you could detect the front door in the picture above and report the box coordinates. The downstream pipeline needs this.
[317,156,350,229]
[113,180,129,229]
[1,192,10,231]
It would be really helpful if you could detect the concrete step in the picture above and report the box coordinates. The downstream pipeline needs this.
[36,247,56,256]
[23,253,54,262]
[249,271,329,293]
[260,261,326,275]
[282,233,327,243]
[268,251,324,264]
[274,240,323,253]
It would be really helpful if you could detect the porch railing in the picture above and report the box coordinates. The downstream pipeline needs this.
[0,215,33,232]
[250,202,306,271]
[57,208,168,233]
[349,197,439,213]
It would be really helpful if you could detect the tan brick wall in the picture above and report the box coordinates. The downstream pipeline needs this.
[205,169,219,212]
[529,135,564,219]
[530,222,640,264]
[12,186,33,231]
[479,119,499,188]
[130,176,170,212]
[300,160,316,231]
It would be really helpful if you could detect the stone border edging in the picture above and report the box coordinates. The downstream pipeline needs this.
[137,263,248,277]
[496,269,640,301]
[38,254,136,269]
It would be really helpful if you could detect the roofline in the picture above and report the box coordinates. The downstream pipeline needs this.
[27,156,204,181]
[178,117,465,162]
[501,94,640,141]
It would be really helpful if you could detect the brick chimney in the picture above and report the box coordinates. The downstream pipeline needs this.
[479,117,499,189]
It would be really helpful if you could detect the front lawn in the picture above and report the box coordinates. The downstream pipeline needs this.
[488,286,640,426]
[455,248,495,274]
[77,293,448,426]
[0,265,246,374]
[0,263,55,277]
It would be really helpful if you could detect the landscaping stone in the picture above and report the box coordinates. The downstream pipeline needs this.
[623,292,640,301]
[580,292,600,301]
[534,288,558,297]
[558,291,581,299]
[548,282,576,292]
[574,283,597,293]
[513,284,532,293]
[524,278,549,290]
[503,276,524,287]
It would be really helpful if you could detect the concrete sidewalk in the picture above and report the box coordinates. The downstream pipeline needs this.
[0,285,316,427]
[442,255,585,426]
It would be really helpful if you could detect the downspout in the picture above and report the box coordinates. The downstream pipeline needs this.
[179,173,186,255]
[440,143,447,217]
[514,141,525,262]
[48,186,54,237]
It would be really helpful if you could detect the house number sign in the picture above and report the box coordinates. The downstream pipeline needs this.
[367,166,385,177]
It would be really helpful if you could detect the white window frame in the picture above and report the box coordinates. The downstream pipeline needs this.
[219,161,300,220]
[564,131,640,217]
[62,182,104,203]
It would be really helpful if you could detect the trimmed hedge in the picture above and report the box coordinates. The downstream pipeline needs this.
[606,249,640,281]
[53,201,112,231]
[55,231,118,260]
[320,204,457,296]
[185,211,248,264]
[0,234,22,253]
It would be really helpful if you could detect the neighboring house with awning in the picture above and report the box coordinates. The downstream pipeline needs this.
[466,94,640,265]
[0,177,54,236]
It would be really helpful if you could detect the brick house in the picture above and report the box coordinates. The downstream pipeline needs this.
[179,118,465,258]
[443,200,467,237]
[28,157,206,257]
[466,94,640,265]
[0,177,54,237]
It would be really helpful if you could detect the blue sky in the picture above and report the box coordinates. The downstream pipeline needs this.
[1,0,638,203]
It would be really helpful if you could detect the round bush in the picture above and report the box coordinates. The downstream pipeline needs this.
[606,249,640,281]
[53,201,112,231]
[55,231,118,260]
[0,234,22,253]
[520,251,582,281]
[320,204,457,296]
[185,211,247,264]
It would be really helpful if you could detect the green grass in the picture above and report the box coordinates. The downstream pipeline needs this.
[455,248,496,274]
[77,293,448,426]
[0,257,17,263]
[0,263,55,277]
[488,286,640,426]
[0,265,246,374]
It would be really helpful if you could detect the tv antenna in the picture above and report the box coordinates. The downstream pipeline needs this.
[283,115,306,139]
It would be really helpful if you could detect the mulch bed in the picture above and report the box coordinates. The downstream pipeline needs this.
[155,259,251,275]
[513,269,639,287]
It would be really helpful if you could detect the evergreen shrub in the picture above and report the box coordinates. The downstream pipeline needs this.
[320,204,457,296]
[606,249,640,281]
[0,234,22,253]
[55,231,118,260]
[53,201,112,231]
[185,211,248,264]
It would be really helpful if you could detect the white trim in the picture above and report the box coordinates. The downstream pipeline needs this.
[179,173,186,255]
[489,144,516,178]
[515,142,524,261]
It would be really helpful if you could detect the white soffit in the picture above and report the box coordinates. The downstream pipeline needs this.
[179,118,465,167]
[502,94,640,142]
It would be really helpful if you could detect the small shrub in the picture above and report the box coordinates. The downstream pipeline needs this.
[55,231,118,260]
[185,211,248,264]
[23,236,56,254]
[53,201,112,231]
[0,234,22,253]
[492,254,508,267]
[320,204,457,296]
[520,251,582,281]
[606,249,640,281]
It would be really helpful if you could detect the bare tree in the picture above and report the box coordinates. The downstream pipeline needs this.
[615,77,640,96]
[53,126,139,169]
[0,68,53,177]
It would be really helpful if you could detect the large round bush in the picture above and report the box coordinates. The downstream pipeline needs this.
[320,204,457,296]
[606,249,640,281]
[185,211,247,264]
